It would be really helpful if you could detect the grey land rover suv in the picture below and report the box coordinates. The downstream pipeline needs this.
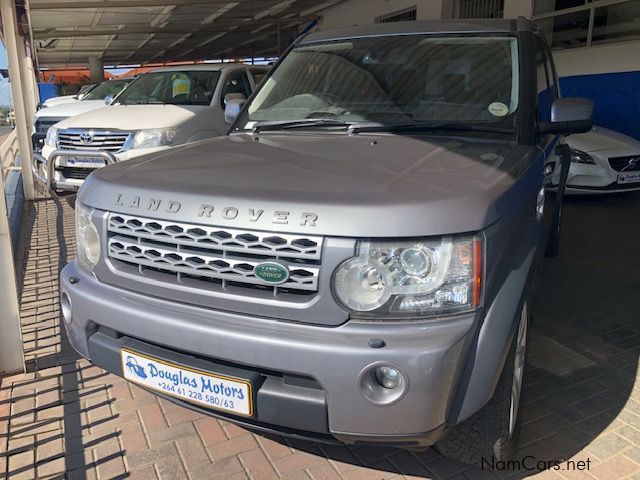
[60,18,592,465]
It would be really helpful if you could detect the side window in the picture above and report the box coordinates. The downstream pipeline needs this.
[220,70,252,108]
[536,38,558,123]
[250,68,268,87]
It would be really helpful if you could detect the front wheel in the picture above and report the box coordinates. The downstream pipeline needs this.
[436,302,529,466]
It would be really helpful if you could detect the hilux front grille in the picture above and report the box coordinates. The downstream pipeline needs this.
[35,117,65,134]
[106,213,323,294]
[609,155,640,172]
[58,130,131,152]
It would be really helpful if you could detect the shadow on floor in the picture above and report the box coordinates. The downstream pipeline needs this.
[2,192,127,480]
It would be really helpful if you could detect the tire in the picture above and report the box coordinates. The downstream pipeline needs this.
[436,302,529,467]
[544,203,562,257]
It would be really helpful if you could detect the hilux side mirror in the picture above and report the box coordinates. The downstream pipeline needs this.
[539,98,593,136]
[104,95,114,105]
[224,93,246,124]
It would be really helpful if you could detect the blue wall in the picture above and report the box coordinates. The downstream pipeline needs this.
[38,83,57,103]
[560,71,640,141]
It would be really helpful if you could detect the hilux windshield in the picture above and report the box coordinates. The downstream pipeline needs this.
[83,79,131,101]
[114,70,221,106]
[241,35,519,136]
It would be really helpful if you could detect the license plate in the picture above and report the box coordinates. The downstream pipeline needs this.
[618,171,640,184]
[65,156,105,167]
[121,349,253,416]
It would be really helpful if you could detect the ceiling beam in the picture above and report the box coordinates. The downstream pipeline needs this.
[29,0,251,9]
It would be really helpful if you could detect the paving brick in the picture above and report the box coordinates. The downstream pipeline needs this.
[138,403,168,434]
[238,446,279,480]
[587,454,639,479]
[190,455,245,478]
[208,433,259,461]
[194,416,228,446]
[272,451,327,476]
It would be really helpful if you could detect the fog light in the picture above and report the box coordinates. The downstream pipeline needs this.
[375,366,401,389]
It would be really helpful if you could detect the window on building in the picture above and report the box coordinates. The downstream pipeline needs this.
[533,0,640,49]
[457,0,505,18]
[375,7,417,23]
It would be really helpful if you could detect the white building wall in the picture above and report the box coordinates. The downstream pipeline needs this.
[553,40,640,77]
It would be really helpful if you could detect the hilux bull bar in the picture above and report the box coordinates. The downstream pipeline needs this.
[32,149,116,192]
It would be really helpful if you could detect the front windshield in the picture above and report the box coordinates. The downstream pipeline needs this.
[243,35,519,133]
[83,80,131,101]
[114,70,221,106]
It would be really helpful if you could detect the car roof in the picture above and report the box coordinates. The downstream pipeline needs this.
[147,64,259,73]
[301,18,536,44]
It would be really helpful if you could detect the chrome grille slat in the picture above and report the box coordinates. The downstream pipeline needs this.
[108,213,322,260]
[108,236,319,291]
[58,130,131,152]
[106,213,324,296]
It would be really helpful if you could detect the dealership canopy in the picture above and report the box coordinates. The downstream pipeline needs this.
[27,0,345,68]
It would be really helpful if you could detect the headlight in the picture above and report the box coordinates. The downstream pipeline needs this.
[570,149,595,164]
[76,203,101,271]
[333,236,482,318]
[45,127,58,147]
[131,128,177,149]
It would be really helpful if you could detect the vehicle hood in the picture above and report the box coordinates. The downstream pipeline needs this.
[53,104,203,131]
[43,95,77,107]
[80,133,541,237]
[35,100,107,120]
[568,126,640,153]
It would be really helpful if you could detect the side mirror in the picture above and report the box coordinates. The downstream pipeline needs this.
[539,98,593,136]
[224,93,246,124]
[104,95,114,105]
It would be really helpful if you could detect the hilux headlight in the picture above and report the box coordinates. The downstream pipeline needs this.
[76,203,101,271]
[131,128,177,149]
[333,236,482,318]
[45,127,58,147]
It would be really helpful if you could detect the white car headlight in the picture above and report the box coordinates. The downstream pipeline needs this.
[333,236,482,318]
[45,127,58,147]
[76,203,101,271]
[131,128,177,149]
[570,149,595,164]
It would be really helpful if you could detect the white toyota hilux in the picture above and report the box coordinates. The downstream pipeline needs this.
[37,64,268,191]
[33,78,133,152]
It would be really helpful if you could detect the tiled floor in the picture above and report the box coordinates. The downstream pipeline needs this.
[1,191,639,480]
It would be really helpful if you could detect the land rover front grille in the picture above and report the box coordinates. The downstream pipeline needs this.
[609,155,640,172]
[106,213,323,294]
[58,130,131,152]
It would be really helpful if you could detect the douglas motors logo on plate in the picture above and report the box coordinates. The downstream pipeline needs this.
[254,261,290,285]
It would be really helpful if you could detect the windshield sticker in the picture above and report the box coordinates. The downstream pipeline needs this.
[488,102,509,117]
[172,75,191,97]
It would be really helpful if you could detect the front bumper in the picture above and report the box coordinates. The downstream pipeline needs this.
[38,145,171,191]
[61,261,476,446]
[566,152,640,194]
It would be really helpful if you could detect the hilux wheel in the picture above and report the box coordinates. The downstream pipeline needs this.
[436,302,529,466]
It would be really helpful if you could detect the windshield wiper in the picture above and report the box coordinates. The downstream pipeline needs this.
[349,122,514,135]
[251,119,353,133]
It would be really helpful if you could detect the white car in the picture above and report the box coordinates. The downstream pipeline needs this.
[42,84,96,108]
[39,64,268,191]
[566,126,640,194]
[33,78,133,151]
